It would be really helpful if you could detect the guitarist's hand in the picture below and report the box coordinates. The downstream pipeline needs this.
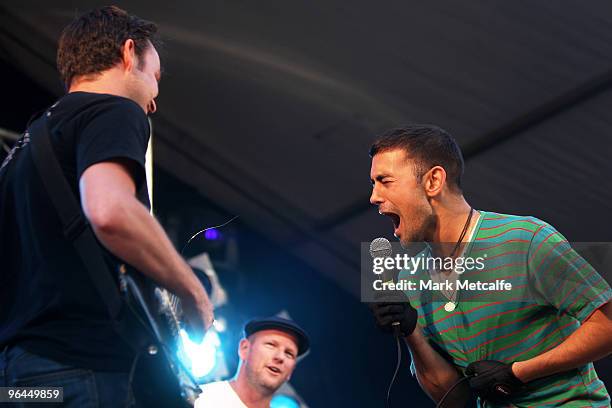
[182,290,214,343]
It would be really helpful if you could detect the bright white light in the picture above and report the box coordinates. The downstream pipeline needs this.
[179,329,221,378]
[213,317,227,332]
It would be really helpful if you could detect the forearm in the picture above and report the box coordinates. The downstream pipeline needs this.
[513,302,612,382]
[406,326,470,403]
[89,196,206,304]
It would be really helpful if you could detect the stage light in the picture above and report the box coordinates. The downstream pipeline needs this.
[179,328,223,378]
[213,317,227,332]
[204,228,221,240]
[270,394,300,408]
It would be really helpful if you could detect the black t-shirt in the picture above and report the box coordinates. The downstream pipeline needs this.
[0,92,151,371]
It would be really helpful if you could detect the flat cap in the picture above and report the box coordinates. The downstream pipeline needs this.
[244,316,310,356]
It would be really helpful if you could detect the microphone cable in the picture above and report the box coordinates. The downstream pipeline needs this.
[385,323,473,408]
[386,324,403,408]
[435,375,471,408]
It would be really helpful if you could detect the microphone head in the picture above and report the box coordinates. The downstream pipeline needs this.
[369,237,392,259]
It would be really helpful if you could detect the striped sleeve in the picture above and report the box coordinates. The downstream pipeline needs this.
[527,222,612,322]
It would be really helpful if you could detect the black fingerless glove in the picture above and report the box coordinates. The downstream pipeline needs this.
[369,300,418,337]
[465,360,525,403]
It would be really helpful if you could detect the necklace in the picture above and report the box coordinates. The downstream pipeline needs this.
[443,207,474,312]
[449,207,474,258]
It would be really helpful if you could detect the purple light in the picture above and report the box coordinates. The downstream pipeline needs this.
[204,228,220,240]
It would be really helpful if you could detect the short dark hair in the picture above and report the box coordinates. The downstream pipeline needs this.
[57,6,160,89]
[369,124,464,191]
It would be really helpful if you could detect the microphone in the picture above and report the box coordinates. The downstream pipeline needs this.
[369,237,392,259]
[369,237,397,285]
[369,237,401,337]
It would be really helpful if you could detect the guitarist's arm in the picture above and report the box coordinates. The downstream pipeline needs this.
[79,159,214,341]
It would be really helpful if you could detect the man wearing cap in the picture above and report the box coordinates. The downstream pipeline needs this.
[195,317,309,408]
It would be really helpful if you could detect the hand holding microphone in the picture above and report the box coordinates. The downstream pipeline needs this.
[368,237,418,337]
[369,300,418,337]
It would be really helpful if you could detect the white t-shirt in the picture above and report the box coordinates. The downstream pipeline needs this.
[195,381,248,408]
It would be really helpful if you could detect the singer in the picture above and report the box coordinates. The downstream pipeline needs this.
[368,125,612,407]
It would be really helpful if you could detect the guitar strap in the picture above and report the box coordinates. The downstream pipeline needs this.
[29,112,192,407]
[28,112,151,352]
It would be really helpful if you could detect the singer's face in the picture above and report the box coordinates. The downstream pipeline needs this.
[370,149,434,246]
[239,330,298,394]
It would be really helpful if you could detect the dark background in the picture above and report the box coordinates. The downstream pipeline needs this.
[1,2,611,407]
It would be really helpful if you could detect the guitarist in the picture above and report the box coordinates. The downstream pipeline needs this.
[0,6,214,406]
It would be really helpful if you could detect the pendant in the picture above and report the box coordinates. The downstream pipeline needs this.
[444,301,456,312]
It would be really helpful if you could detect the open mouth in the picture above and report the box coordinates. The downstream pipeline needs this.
[266,366,282,376]
[380,211,401,232]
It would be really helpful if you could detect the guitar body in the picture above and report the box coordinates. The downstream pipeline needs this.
[117,265,201,407]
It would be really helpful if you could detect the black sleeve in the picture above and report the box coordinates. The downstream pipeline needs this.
[76,98,150,188]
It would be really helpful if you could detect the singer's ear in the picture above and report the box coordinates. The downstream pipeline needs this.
[423,165,446,198]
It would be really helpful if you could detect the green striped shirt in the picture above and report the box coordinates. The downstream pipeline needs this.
[400,211,611,407]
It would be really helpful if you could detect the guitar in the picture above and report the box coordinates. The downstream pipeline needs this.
[117,264,202,407]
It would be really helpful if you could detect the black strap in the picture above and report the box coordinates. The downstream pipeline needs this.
[27,114,191,406]
[29,114,123,319]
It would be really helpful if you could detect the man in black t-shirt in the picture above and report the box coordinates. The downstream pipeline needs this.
[0,6,214,406]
